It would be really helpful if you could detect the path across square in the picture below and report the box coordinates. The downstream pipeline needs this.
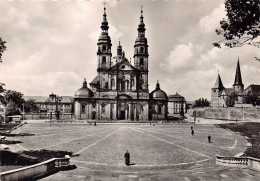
[9,122,259,180]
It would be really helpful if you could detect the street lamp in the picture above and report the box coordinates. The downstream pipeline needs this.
[193,110,196,127]
[49,93,62,120]
[22,103,25,120]
[70,98,74,119]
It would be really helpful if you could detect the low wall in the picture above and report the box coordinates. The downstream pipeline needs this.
[216,155,260,171]
[24,113,74,120]
[188,107,260,121]
[0,157,70,181]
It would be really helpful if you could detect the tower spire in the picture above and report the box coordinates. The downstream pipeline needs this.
[137,5,146,36]
[213,73,224,90]
[101,1,109,32]
[233,58,243,86]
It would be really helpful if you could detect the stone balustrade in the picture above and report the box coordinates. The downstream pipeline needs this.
[216,155,260,171]
[0,157,70,181]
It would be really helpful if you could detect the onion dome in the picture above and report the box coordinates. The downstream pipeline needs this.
[75,79,94,98]
[150,81,168,100]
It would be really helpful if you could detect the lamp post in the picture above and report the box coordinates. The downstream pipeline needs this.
[193,110,196,127]
[49,93,62,120]
[70,98,74,119]
[22,103,25,120]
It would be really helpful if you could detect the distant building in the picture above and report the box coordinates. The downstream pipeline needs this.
[211,59,259,107]
[168,93,187,116]
[244,84,260,97]
[23,96,73,113]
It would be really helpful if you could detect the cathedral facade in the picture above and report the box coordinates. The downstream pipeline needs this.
[74,7,169,121]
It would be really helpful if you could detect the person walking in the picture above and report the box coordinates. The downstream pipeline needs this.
[94,121,97,126]
[191,129,194,136]
[124,150,130,166]
[208,135,211,143]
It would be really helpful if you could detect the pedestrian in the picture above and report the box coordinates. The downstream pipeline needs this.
[191,129,194,136]
[208,135,211,143]
[124,150,130,166]
[198,119,200,123]
[191,126,193,130]
[94,121,96,126]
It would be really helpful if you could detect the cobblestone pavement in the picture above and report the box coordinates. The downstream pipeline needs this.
[40,163,260,181]
[7,121,260,180]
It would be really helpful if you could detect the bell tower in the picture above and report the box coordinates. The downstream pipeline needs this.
[134,6,149,91]
[97,4,112,70]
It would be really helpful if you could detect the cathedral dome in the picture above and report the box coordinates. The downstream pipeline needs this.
[75,79,94,98]
[150,82,168,100]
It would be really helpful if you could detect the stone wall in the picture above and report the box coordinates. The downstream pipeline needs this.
[188,107,260,121]
[0,157,70,181]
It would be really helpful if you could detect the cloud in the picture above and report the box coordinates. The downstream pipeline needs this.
[159,42,203,73]
[199,2,225,33]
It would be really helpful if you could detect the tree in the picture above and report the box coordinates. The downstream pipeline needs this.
[3,90,25,117]
[0,83,5,105]
[4,90,25,108]
[244,94,259,106]
[214,0,260,48]
[224,92,237,107]
[24,98,39,113]
[0,37,7,62]
[6,101,21,116]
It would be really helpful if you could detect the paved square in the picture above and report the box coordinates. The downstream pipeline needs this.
[10,122,260,180]
[12,123,246,169]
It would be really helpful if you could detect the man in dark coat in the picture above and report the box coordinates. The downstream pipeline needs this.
[124,150,130,166]
[191,129,194,136]
[208,135,211,143]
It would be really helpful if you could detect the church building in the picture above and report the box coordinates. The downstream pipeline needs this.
[74,6,180,121]
[211,59,259,107]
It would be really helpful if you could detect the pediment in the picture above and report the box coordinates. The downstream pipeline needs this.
[108,59,137,71]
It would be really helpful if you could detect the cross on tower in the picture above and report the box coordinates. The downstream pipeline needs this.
[103,1,106,11]
[141,5,143,13]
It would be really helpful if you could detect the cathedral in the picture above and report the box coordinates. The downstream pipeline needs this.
[74,7,171,121]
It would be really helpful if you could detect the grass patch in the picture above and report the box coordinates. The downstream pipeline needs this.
[216,122,260,159]
[1,133,35,137]
[22,149,73,162]
[0,124,19,134]
[0,140,23,144]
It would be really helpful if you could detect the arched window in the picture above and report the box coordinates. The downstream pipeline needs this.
[102,45,106,51]
[158,105,162,114]
[101,104,106,114]
[102,56,106,65]
[111,78,115,87]
[140,106,144,113]
[81,105,86,114]
[126,80,129,90]
[140,58,144,65]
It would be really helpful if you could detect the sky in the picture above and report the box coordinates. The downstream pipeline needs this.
[0,0,259,101]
